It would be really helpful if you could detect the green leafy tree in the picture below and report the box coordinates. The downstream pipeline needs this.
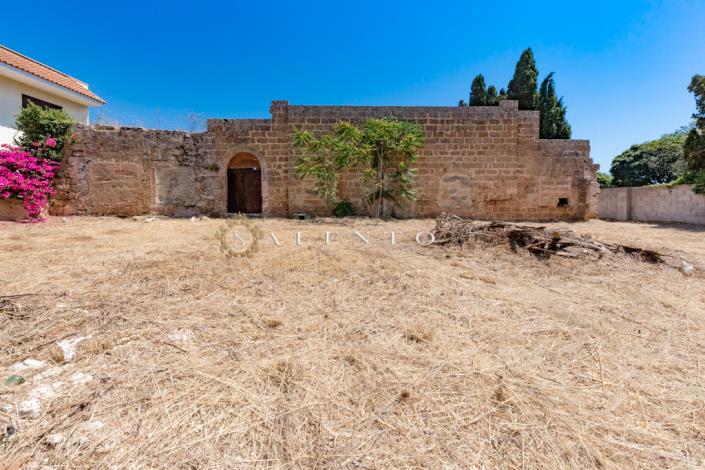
[684,75,705,172]
[538,72,571,139]
[470,74,487,106]
[507,48,539,110]
[14,102,74,161]
[610,131,689,187]
[458,99,467,107]
[596,172,613,188]
[497,88,508,102]
[293,118,424,217]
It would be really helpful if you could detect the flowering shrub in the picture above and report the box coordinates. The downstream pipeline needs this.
[0,144,58,221]
[15,102,74,161]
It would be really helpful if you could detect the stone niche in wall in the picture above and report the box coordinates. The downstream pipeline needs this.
[87,162,145,216]
[154,166,198,216]
[437,173,472,210]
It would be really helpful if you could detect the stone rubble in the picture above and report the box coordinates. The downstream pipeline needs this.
[10,359,46,373]
[18,398,41,419]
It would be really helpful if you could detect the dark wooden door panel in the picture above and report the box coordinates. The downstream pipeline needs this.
[227,171,238,213]
[227,169,262,213]
[244,170,262,213]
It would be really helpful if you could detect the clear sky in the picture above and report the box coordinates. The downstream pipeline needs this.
[2,0,704,172]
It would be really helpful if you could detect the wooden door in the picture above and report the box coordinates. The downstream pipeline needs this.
[228,169,262,213]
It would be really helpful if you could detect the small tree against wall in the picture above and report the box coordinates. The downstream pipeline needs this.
[293,118,424,217]
[15,102,74,161]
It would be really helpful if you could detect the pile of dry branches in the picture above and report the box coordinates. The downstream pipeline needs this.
[431,213,666,263]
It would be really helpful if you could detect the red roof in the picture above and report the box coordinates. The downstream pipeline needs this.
[0,45,105,104]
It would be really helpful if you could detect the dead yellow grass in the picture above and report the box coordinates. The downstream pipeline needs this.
[0,216,704,468]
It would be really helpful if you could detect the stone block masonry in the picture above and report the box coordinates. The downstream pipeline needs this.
[52,100,598,221]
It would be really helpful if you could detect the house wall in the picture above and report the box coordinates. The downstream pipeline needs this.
[599,185,705,225]
[0,74,89,145]
[54,100,598,221]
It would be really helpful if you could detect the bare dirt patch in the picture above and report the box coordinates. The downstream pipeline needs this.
[1,216,704,468]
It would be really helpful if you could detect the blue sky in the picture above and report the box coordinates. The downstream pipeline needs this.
[2,0,704,172]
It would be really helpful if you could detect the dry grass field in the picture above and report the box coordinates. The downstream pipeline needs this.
[1,216,705,469]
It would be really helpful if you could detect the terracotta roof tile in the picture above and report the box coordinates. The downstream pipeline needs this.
[0,45,105,104]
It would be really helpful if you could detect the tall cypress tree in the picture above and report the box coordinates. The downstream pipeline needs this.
[470,74,487,106]
[507,48,539,110]
[538,73,571,139]
[486,85,499,105]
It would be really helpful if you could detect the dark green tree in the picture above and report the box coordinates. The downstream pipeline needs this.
[610,131,689,187]
[596,172,613,188]
[458,99,467,107]
[486,85,499,105]
[470,74,487,106]
[507,48,539,110]
[14,102,74,161]
[497,88,508,102]
[684,75,705,171]
[538,73,571,139]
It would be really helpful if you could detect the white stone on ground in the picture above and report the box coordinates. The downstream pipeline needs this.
[28,382,64,400]
[56,336,90,362]
[35,366,63,381]
[18,398,41,419]
[45,432,65,447]
[81,420,105,432]
[681,260,695,276]
[168,329,194,342]
[70,372,93,385]
[10,358,46,372]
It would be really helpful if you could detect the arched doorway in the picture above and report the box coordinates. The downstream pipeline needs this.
[227,152,262,214]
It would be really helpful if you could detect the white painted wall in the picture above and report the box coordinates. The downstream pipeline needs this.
[0,74,90,145]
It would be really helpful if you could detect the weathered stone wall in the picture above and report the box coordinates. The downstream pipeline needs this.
[599,185,705,225]
[53,127,217,217]
[281,100,596,220]
[53,100,597,221]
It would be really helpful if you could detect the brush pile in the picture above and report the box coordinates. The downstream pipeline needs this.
[431,213,666,263]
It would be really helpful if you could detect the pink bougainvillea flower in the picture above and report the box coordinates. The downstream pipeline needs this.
[45,137,57,148]
[0,145,57,222]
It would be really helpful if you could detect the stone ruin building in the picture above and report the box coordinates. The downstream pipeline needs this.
[51,100,599,220]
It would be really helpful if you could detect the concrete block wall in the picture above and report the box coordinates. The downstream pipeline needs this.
[599,185,705,225]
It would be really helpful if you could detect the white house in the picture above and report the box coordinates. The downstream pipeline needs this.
[0,45,105,145]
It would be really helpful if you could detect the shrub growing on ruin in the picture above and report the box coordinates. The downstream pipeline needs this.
[333,200,354,218]
[15,102,74,161]
[293,118,424,217]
